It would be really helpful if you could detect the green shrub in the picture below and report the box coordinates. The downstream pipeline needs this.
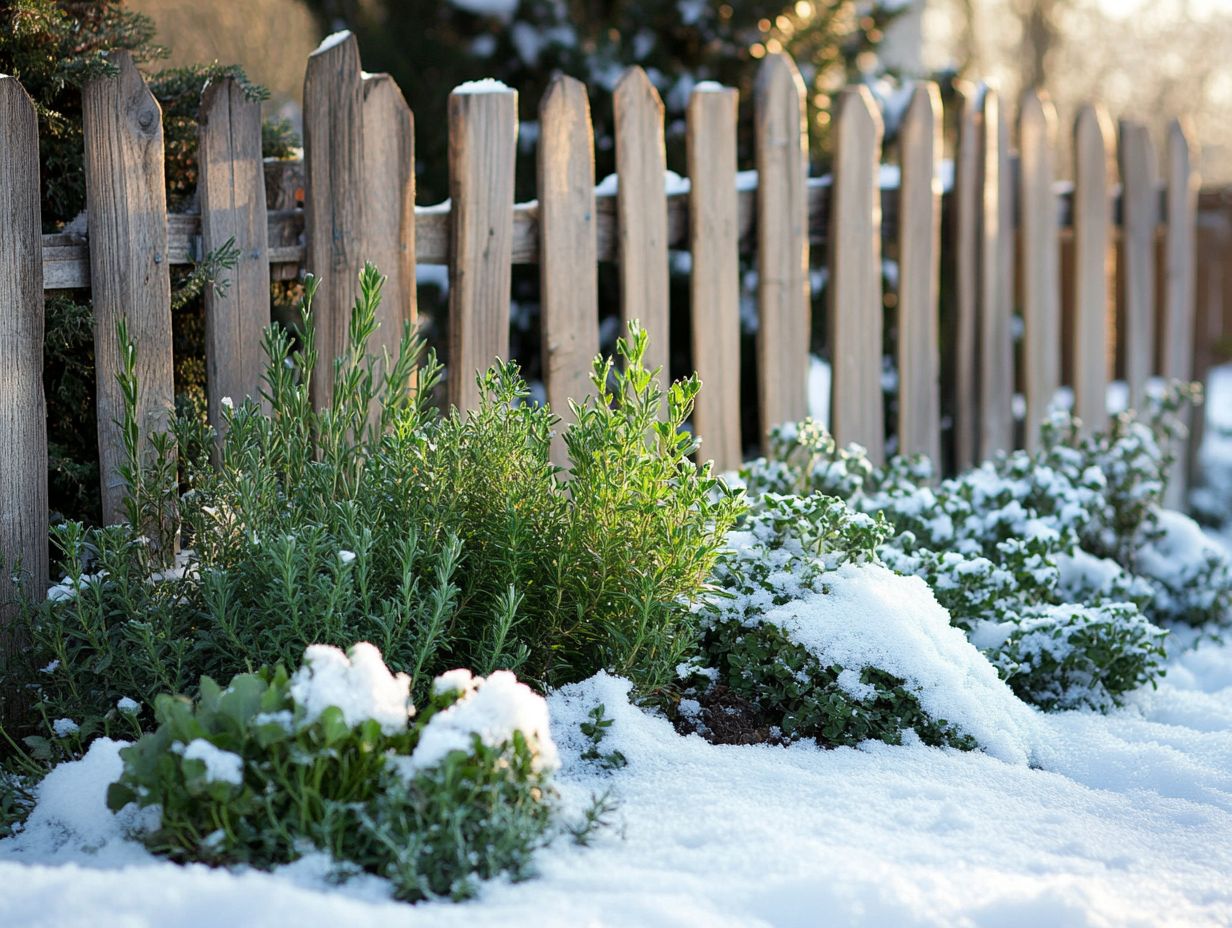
[107,644,558,902]
[736,386,1223,712]
[691,494,982,751]
[20,263,741,742]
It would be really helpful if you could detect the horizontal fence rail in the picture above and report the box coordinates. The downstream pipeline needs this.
[1,31,1224,603]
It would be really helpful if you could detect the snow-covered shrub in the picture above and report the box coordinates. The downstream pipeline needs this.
[737,386,1219,711]
[106,644,558,902]
[18,266,741,745]
[693,495,1039,761]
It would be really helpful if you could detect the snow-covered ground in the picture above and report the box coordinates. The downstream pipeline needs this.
[2,371,1230,928]
[4,636,1232,928]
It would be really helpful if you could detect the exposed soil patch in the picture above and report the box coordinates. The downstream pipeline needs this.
[672,685,788,747]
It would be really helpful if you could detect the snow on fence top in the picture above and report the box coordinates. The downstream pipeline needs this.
[0,33,1217,608]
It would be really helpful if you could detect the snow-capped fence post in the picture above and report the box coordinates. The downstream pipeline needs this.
[1018,89,1061,452]
[978,87,1014,460]
[1164,119,1199,507]
[754,52,810,451]
[360,72,417,395]
[687,83,743,473]
[896,82,943,464]
[0,75,49,668]
[614,67,671,385]
[1071,104,1116,437]
[198,78,272,434]
[538,75,599,465]
[447,81,517,413]
[950,83,980,471]
[1118,120,1158,409]
[303,31,366,408]
[82,52,176,528]
[828,85,885,466]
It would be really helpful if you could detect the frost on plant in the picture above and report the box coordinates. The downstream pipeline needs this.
[736,384,1222,712]
[106,644,560,903]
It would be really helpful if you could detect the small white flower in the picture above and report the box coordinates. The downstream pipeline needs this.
[221,396,235,411]
[41,660,61,674]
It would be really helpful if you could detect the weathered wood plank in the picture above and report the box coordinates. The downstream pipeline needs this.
[448,83,517,412]
[1164,118,1198,507]
[614,67,671,377]
[687,83,743,472]
[0,76,49,673]
[896,82,942,463]
[1018,90,1061,450]
[538,75,598,463]
[361,73,416,368]
[1071,104,1115,435]
[198,77,271,433]
[978,87,1013,460]
[951,84,980,471]
[1118,120,1158,408]
[82,52,175,527]
[754,52,810,448]
[829,85,885,465]
[303,31,365,407]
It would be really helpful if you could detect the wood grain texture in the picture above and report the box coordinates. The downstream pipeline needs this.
[361,74,416,369]
[1018,90,1061,450]
[1164,119,1198,507]
[1071,104,1115,435]
[978,87,1013,459]
[198,78,271,434]
[538,75,599,463]
[687,85,743,472]
[828,86,885,465]
[303,31,365,407]
[82,52,175,526]
[951,85,980,471]
[896,82,942,463]
[448,85,517,412]
[0,76,49,667]
[754,52,810,449]
[1118,120,1158,408]
[614,67,670,377]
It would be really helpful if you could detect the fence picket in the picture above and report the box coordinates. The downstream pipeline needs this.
[0,76,49,667]
[1071,104,1115,435]
[896,82,942,463]
[1118,120,1158,408]
[1165,119,1199,507]
[198,78,271,432]
[951,85,980,470]
[1018,90,1060,450]
[614,67,670,378]
[754,52,810,447]
[978,87,1013,459]
[829,86,885,465]
[538,75,599,463]
[82,51,175,527]
[361,74,416,371]
[687,84,743,472]
[448,84,517,412]
[303,31,365,407]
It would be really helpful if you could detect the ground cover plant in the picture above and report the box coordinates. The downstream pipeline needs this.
[15,264,742,751]
[733,385,1231,712]
[105,643,559,902]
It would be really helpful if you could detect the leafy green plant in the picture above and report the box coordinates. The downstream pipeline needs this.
[691,493,979,751]
[579,704,626,770]
[20,263,742,742]
[107,644,559,902]
[736,384,1226,712]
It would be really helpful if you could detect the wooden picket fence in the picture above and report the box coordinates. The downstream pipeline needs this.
[0,30,1210,611]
